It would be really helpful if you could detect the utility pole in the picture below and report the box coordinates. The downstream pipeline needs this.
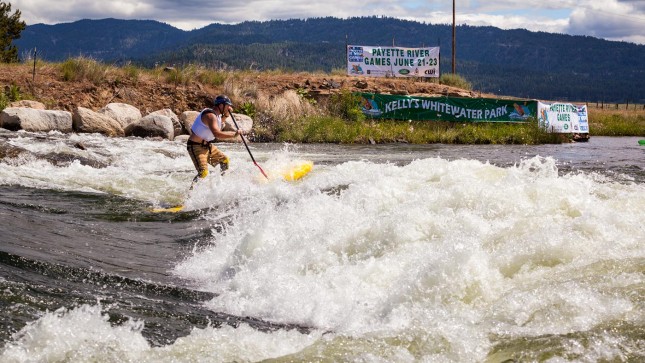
[452,0,456,74]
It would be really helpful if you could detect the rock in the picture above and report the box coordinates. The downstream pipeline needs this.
[148,108,183,135]
[0,107,73,132]
[125,114,174,140]
[320,79,332,89]
[98,103,142,129]
[0,143,25,159]
[223,113,253,133]
[9,100,46,109]
[180,110,200,133]
[174,134,189,143]
[355,80,369,89]
[73,106,125,136]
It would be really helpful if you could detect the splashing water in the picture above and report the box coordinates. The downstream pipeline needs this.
[1,131,643,362]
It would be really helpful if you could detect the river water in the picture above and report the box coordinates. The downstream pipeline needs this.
[0,129,643,362]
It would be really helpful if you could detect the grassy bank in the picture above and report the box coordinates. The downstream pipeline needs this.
[587,106,645,136]
[276,117,563,144]
[249,90,561,144]
[2,58,643,143]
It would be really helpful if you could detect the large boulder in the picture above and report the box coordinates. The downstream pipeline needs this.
[180,110,200,133]
[98,103,142,129]
[0,107,72,132]
[73,107,124,136]
[9,100,46,109]
[148,109,183,136]
[124,114,174,140]
[223,113,253,133]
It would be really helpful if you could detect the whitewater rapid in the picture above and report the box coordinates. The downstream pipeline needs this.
[1,130,643,362]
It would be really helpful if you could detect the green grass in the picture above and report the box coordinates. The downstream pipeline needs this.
[0,83,24,111]
[265,88,562,144]
[440,73,472,90]
[59,57,109,84]
[588,109,645,136]
[269,116,561,144]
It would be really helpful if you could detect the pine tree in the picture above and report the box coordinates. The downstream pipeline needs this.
[0,1,26,63]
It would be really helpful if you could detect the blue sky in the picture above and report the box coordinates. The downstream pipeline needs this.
[11,0,645,44]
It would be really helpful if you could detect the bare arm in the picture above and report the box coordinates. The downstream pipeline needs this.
[202,110,243,139]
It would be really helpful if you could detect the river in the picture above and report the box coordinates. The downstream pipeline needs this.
[1,129,643,362]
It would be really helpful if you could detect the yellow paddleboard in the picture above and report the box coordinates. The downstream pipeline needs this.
[150,205,185,213]
[281,161,313,181]
[152,161,312,212]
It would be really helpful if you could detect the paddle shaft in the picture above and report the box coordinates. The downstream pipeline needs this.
[229,112,269,179]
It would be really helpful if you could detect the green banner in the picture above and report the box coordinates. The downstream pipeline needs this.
[357,93,537,122]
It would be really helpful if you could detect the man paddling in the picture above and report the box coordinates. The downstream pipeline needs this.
[187,95,246,185]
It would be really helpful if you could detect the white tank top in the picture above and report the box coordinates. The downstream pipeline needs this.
[191,109,222,141]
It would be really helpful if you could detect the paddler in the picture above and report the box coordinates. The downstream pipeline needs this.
[187,95,247,185]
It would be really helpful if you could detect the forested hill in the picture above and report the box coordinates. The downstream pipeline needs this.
[15,17,645,103]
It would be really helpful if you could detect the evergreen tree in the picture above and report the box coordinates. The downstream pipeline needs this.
[0,1,26,63]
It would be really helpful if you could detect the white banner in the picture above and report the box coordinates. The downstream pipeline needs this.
[538,101,589,133]
[347,45,440,78]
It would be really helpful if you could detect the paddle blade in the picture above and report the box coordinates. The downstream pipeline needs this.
[254,161,269,179]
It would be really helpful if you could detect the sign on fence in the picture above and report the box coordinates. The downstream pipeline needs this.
[347,45,440,78]
[357,93,536,122]
[537,101,589,133]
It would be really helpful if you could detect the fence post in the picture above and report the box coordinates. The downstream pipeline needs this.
[32,48,37,82]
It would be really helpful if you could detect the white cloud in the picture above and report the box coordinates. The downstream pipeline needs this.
[566,2,645,42]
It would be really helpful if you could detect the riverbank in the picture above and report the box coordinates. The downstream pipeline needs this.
[1,60,642,144]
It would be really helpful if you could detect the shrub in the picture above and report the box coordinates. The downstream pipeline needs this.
[236,101,257,119]
[0,83,22,110]
[59,57,108,84]
[196,69,228,86]
[121,64,141,84]
[0,91,7,111]
[440,73,472,90]
[327,90,365,122]
[6,83,21,102]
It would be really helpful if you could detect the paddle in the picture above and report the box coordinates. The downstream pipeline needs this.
[229,112,269,179]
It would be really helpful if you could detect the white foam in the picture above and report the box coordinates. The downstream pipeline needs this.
[0,304,321,363]
[2,133,643,361]
[172,154,644,361]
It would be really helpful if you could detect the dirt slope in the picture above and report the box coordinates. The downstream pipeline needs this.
[0,63,490,115]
